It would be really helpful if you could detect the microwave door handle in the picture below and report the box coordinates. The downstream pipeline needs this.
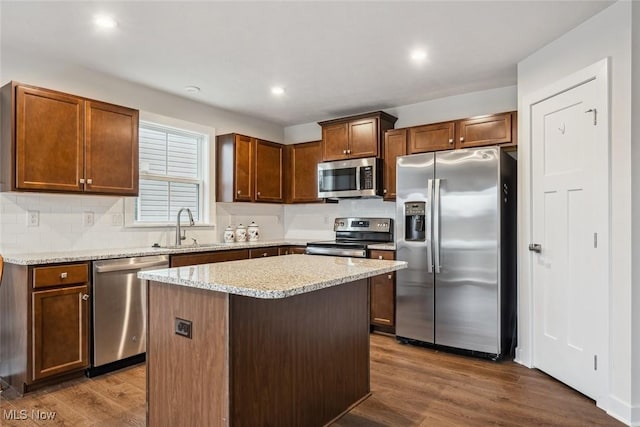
[426,178,433,273]
[355,166,361,190]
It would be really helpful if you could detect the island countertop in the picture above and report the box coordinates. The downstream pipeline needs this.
[138,254,407,299]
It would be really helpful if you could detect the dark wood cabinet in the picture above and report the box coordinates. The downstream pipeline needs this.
[369,250,395,333]
[383,129,407,200]
[408,121,455,154]
[278,245,307,255]
[32,284,89,381]
[319,111,397,161]
[170,249,249,267]
[249,247,280,258]
[217,133,285,203]
[457,112,515,149]
[85,101,138,195]
[255,140,284,202]
[30,263,90,383]
[286,140,322,203]
[0,82,139,195]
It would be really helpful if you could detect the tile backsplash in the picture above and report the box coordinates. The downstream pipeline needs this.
[0,193,396,254]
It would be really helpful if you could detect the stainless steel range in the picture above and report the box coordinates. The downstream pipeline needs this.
[305,217,394,258]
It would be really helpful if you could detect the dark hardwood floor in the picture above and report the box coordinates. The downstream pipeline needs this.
[0,333,623,426]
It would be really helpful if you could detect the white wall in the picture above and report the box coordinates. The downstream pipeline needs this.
[517,1,637,424]
[283,86,517,144]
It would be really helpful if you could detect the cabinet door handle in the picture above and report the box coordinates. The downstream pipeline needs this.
[87,178,93,185]
[81,294,90,301]
[449,138,454,144]
[460,137,465,142]
[79,178,85,184]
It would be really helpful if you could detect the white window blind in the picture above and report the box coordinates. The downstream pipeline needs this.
[136,122,204,223]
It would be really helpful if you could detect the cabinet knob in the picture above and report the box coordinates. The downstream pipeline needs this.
[383,189,387,194]
[81,294,90,301]
[388,274,392,279]
[449,138,454,144]
[378,255,383,260]
[257,192,261,196]
[460,137,465,142]
[262,252,268,257]
[60,272,68,279]
[87,178,93,185]
[237,190,241,194]
[347,149,351,154]
[79,178,85,184]
[343,150,347,154]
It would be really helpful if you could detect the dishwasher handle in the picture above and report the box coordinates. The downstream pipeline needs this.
[94,258,169,273]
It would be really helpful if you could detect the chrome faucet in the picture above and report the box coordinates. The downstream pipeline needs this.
[175,208,195,245]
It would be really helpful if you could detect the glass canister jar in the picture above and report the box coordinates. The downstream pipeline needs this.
[235,224,247,242]
[248,221,260,241]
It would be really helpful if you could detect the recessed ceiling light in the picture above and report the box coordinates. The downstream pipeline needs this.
[271,86,285,96]
[184,86,201,94]
[94,14,118,29]
[410,49,427,62]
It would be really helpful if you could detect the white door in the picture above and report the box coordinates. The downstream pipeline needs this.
[531,77,608,400]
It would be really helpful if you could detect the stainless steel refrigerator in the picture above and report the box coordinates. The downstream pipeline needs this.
[395,146,516,358]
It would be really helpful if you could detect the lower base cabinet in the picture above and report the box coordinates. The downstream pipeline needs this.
[369,250,396,333]
[32,284,90,381]
[0,262,90,394]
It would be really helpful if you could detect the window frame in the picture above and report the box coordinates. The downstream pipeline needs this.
[124,112,216,228]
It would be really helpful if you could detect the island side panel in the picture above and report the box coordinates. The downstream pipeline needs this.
[229,278,370,427]
[147,281,229,426]
[0,264,29,393]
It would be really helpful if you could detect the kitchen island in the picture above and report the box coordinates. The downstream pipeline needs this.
[138,254,406,427]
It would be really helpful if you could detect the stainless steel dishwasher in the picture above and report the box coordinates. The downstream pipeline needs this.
[90,255,169,375]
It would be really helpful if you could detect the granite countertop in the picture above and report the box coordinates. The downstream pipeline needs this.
[2,239,311,265]
[138,254,407,299]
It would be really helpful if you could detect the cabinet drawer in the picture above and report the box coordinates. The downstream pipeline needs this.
[33,264,89,289]
[369,250,395,261]
[249,247,280,258]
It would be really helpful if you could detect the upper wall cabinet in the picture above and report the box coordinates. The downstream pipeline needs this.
[0,82,139,196]
[216,133,285,203]
[407,111,517,154]
[318,111,397,161]
[457,112,515,149]
[285,140,323,203]
[408,122,455,153]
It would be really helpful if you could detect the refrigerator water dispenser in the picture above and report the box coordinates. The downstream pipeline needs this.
[405,202,426,241]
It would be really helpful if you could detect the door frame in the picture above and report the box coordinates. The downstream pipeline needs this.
[517,58,610,408]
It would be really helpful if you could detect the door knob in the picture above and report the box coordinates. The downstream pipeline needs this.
[528,243,542,253]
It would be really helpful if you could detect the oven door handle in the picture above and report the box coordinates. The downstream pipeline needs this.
[305,246,367,258]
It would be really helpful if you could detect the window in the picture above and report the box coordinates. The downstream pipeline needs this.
[136,121,205,223]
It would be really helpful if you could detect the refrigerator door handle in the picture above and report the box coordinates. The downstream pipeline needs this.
[426,178,434,273]
[434,178,441,273]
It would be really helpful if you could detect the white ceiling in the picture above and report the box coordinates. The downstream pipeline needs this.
[1,1,613,126]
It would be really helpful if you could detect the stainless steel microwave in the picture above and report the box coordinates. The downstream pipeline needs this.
[317,157,381,198]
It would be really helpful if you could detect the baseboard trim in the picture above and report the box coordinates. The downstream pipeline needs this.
[607,395,640,426]
[514,346,532,368]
